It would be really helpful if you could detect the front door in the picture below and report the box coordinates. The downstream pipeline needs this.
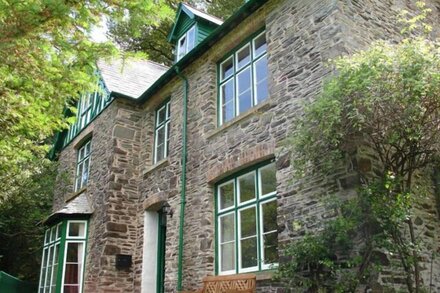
[156,209,167,293]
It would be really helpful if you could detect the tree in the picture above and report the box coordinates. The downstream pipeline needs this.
[207,0,244,19]
[0,161,57,282]
[108,0,245,66]
[279,2,440,292]
[0,0,174,201]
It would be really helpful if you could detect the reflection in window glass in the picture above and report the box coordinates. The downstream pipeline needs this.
[75,140,91,192]
[154,101,171,163]
[221,80,235,123]
[219,181,234,210]
[218,30,268,125]
[216,162,277,274]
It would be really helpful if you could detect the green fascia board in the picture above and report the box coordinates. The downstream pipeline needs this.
[135,0,269,106]
[168,3,220,43]
[168,4,195,43]
[51,0,269,159]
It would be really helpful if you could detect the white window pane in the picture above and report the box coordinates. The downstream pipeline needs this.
[221,242,235,272]
[165,122,170,157]
[254,55,269,103]
[263,232,278,264]
[219,181,234,210]
[237,68,252,114]
[240,236,258,269]
[44,230,50,244]
[82,158,89,187]
[260,163,276,196]
[155,126,166,162]
[68,222,86,238]
[56,224,62,240]
[253,32,267,57]
[75,177,81,192]
[240,207,256,238]
[166,102,171,118]
[238,173,255,203]
[178,36,187,60]
[157,106,167,125]
[236,44,251,70]
[85,142,91,156]
[50,227,56,242]
[187,27,195,51]
[221,79,235,123]
[220,213,235,243]
[262,200,277,233]
[221,57,234,81]
[79,148,85,160]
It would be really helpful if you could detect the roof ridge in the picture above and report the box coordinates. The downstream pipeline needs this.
[182,2,224,22]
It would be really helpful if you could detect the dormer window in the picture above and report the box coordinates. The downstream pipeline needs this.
[168,3,223,63]
[177,26,196,61]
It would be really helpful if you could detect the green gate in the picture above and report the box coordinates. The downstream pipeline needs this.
[0,271,37,293]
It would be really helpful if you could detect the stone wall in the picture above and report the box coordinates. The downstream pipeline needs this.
[51,0,440,292]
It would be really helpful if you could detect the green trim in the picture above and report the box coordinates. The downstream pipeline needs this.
[153,99,171,164]
[156,210,167,293]
[39,219,89,293]
[168,3,221,43]
[136,0,269,106]
[175,66,189,291]
[55,221,67,293]
[217,28,267,126]
[214,159,276,275]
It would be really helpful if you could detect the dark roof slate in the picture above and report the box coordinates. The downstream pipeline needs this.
[98,59,168,99]
[43,192,93,225]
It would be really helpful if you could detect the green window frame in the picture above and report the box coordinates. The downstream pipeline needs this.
[38,220,89,293]
[154,100,171,164]
[215,161,278,275]
[75,140,91,192]
[218,30,268,125]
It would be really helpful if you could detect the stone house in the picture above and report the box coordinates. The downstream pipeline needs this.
[38,1,440,292]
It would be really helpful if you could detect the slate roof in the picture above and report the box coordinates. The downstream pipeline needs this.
[43,192,93,225]
[183,3,224,25]
[98,59,168,99]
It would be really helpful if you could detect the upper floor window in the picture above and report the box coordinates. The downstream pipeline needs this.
[218,30,268,125]
[39,220,88,293]
[177,26,196,61]
[154,101,171,163]
[79,94,92,129]
[216,161,278,275]
[75,140,91,192]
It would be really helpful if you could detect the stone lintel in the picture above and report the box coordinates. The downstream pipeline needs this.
[207,142,275,184]
[143,194,168,211]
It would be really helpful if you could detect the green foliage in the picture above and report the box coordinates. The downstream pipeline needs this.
[0,161,57,282]
[207,0,244,19]
[108,0,245,66]
[275,198,365,292]
[291,35,440,178]
[0,0,174,200]
[281,3,439,292]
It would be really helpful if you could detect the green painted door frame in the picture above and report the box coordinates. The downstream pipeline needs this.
[156,210,167,293]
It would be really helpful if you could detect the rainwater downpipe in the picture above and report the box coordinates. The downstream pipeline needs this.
[175,66,188,292]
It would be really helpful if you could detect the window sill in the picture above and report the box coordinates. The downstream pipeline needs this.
[206,100,273,140]
[65,187,87,203]
[255,269,276,281]
[143,159,169,179]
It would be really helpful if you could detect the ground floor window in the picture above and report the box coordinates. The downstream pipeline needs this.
[216,161,278,275]
[38,220,88,293]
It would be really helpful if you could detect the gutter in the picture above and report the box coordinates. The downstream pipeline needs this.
[175,66,189,292]
[134,0,268,106]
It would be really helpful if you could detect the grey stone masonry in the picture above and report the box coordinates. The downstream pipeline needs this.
[52,0,440,292]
